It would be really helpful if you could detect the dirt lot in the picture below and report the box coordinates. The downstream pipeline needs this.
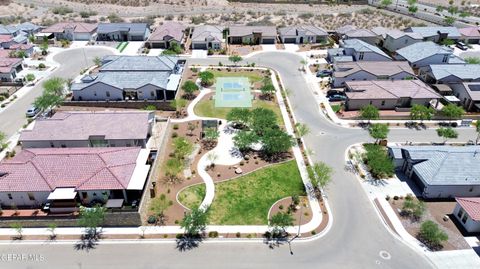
[389,198,470,251]
[2,1,431,30]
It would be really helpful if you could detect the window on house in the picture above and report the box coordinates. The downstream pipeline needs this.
[106,91,110,97]
[94,91,97,96]
[369,101,373,105]
[462,214,468,224]
[442,55,449,63]
[7,193,12,199]
[27,192,35,201]
[457,208,464,218]
[381,100,385,106]
[359,52,364,60]
[151,91,155,97]
[405,39,408,44]
[82,192,88,199]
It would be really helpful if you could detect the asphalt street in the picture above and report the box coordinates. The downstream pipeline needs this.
[0,47,113,138]
[0,52,477,269]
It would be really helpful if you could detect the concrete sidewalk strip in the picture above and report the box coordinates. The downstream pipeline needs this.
[427,249,480,269]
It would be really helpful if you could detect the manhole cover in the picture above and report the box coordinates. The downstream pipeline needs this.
[379,250,391,260]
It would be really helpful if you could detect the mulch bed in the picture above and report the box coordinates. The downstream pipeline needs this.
[389,198,470,251]
[269,196,313,226]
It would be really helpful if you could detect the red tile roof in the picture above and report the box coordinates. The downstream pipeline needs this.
[149,21,185,42]
[0,50,12,58]
[0,57,22,73]
[10,43,33,50]
[0,147,141,192]
[456,197,480,221]
[0,35,12,43]
[459,27,480,38]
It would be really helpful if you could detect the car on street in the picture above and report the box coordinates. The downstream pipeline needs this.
[316,70,333,77]
[328,94,347,102]
[26,105,40,117]
[456,41,468,51]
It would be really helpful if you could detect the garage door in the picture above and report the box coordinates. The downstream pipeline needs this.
[262,38,275,44]
[192,43,207,49]
[151,42,166,49]
[284,38,297,43]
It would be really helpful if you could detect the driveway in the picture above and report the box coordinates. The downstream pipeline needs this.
[120,41,144,55]
[0,47,114,138]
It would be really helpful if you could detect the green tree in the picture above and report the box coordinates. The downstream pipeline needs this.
[182,80,199,99]
[260,83,275,100]
[198,71,214,87]
[10,223,23,240]
[360,105,379,123]
[150,194,172,224]
[307,162,333,198]
[464,57,480,64]
[40,40,48,55]
[436,5,444,12]
[33,92,63,112]
[250,107,278,136]
[364,144,395,179]
[78,205,106,237]
[161,42,182,55]
[402,195,426,221]
[47,223,57,239]
[173,137,193,159]
[408,5,418,14]
[380,0,392,8]
[418,220,448,250]
[28,35,35,43]
[25,73,35,82]
[295,122,310,138]
[164,158,183,183]
[180,207,208,236]
[407,0,417,4]
[43,77,65,96]
[0,131,7,151]
[93,56,102,66]
[444,16,456,25]
[261,128,294,157]
[436,127,458,143]
[170,98,187,117]
[447,5,458,15]
[233,130,258,152]
[410,104,435,122]
[204,127,219,141]
[459,11,470,18]
[226,108,251,127]
[368,123,389,143]
[441,104,464,120]
[441,39,455,46]
[228,55,242,66]
[269,212,294,237]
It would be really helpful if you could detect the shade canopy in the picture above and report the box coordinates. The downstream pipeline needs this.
[47,188,77,200]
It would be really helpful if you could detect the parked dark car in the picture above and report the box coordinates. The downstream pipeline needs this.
[316,70,333,77]
[326,90,344,97]
[328,95,347,102]
[455,41,468,51]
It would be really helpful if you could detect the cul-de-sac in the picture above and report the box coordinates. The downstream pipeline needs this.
[1,0,480,268]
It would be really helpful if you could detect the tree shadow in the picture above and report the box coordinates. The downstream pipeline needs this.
[73,228,102,252]
[175,234,204,252]
[262,231,288,249]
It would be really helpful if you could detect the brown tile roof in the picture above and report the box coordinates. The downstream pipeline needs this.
[42,22,97,34]
[0,57,22,73]
[229,25,277,37]
[148,21,185,42]
[334,61,414,78]
[345,80,441,100]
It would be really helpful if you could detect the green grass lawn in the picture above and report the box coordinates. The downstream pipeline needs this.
[194,98,283,124]
[209,69,264,83]
[177,160,305,225]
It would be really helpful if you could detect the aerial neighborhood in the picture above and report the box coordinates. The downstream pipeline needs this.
[1,0,480,268]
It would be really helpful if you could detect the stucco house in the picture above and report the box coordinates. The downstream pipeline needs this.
[147,21,185,49]
[71,55,183,101]
[228,26,277,44]
[0,25,19,36]
[278,25,328,44]
[9,43,34,57]
[0,35,14,49]
[97,23,150,41]
[334,25,357,40]
[0,147,150,211]
[19,111,154,148]
[41,22,97,41]
[419,64,480,84]
[395,41,465,68]
[459,27,480,44]
[405,27,461,43]
[447,82,480,112]
[327,39,392,63]
[191,25,223,50]
[383,31,423,52]
[453,197,480,233]
[388,145,480,199]
[332,61,414,88]
[342,29,378,45]
[0,57,23,82]
[344,80,441,111]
